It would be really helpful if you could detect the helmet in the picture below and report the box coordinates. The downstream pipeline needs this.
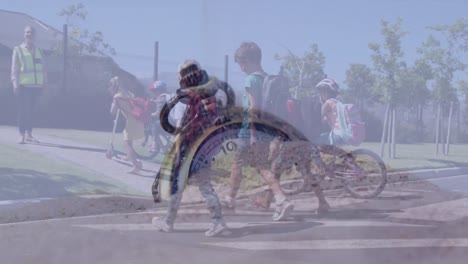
[148,80,167,93]
[315,78,339,94]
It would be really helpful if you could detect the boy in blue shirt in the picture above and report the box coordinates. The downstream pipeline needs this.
[223,42,294,221]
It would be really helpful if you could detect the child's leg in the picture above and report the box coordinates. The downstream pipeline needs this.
[296,144,330,213]
[152,190,183,232]
[165,190,184,225]
[255,142,294,220]
[189,168,227,237]
[142,124,149,146]
[226,160,242,202]
[125,139,142,172]
[221,139,248,209]
[252,138,284,209]
[150,123,159,151]
[196,169,224,224]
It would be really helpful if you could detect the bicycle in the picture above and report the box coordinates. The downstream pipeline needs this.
[134,122,174,161]
[280,142,388,199]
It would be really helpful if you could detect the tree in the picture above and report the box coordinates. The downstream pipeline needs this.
[344,63,376,112]
[419,18,467,155]
[275,44,326,98]
[49,2,118,93]
[53,2,116,56]
[430,17,468,53]
[369,18,407,159]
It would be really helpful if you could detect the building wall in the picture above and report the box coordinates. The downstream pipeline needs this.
[0,49,144,131]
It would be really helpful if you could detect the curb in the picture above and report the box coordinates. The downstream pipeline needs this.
[388,166,468,182]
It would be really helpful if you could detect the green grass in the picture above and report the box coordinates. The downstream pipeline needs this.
[37,128,468,171]
[347,142,468,171]
[0,143,145,200]
[31,128,468,192]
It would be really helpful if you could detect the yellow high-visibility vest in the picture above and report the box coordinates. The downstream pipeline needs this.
[15,46,44,87]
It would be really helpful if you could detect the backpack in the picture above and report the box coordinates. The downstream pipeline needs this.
[251,74,301,130]
[129,97,152,124]
[260,74,291,122]
[335,100,366,146]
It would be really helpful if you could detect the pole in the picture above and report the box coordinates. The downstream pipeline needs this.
[153,41,159,81]
[446,101,454,155]
[224,54,228,83]
[435,102,441,156]
[62,24,68,91]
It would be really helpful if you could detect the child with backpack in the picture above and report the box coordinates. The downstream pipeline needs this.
[144,80,175,152]
[109,76,144,173]
[151,59,231,237]
[315,79,346,145]
[315,78,365,146]
[222,42,331,215]
[221,42,295,221]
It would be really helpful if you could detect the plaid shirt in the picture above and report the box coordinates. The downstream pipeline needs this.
[179,95,219,144]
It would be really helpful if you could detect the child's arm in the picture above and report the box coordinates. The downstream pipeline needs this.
[321,100,331,123]
[246,87,257,144]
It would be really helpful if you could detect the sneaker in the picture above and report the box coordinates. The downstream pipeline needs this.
[221,195,236,209]
[25,135,39,143]
[272,200,294,221]
[18,135,25,144]
[205,220,228,237]
[249,190,274,210]
[151,217,173,232]
[128,161,143,174]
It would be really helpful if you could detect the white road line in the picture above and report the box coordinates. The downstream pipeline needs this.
[0,198,52,205]
[394,188,435,193]
[390,198,468,222]
[73,220,431,231]
[204,238,468,250]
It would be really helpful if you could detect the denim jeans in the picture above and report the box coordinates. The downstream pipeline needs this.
[164,167,223,225]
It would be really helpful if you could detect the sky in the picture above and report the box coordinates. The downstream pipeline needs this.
[1,0,466,89]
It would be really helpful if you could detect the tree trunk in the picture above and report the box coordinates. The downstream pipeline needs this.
[418,104,424,141]
[387,107,393,158]
[435,103,441,156]
[387,106,393,158]
[380,103,390,157]
[441,116,446,155]
[391,108,397,159]
[359,99,365,117]
[446,102,454,155]
[456,104,460,143]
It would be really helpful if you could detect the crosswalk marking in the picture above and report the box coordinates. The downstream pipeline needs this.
[204,238,468,250]
[389,198,468,222]
[73,219,430,231]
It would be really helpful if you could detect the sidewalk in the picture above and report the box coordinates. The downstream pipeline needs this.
[0,126,215,204]
[0,127,155,197]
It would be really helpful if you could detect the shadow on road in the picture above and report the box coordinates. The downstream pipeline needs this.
[29,141,126,156]
[0,167,119,201]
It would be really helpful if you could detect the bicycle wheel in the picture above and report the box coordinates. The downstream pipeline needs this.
[134,133,172,160]
[134,140,159,160]
[334,148,387,199]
